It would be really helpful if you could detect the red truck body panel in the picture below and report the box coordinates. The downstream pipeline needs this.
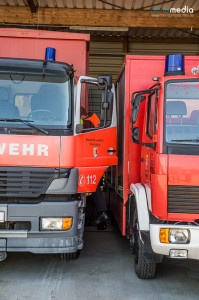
[0,29,117,194]
[115,55,199,235]
[0,28,89,79]
[0,29,118,256]
[76,127,117,192]
[0,135,61,167]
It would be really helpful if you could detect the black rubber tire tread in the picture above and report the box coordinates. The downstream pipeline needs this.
[135,238,156,279]
[60,250,81,261]
[133,206,156,279]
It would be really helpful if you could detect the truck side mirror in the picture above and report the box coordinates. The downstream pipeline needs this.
[97,75,112,90]
[100,90,113,124]
[131,94,146,124]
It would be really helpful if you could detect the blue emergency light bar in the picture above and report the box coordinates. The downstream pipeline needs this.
[45,47,56,61]
[164,54,185,76]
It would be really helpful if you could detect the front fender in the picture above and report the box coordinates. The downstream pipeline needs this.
[78,166,107,193]
[130,183,150,231]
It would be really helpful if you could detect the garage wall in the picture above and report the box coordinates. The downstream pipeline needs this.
[89,41,199,82]
[89,41,124,82]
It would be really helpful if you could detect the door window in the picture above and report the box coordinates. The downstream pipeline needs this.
[146,92,158,139]
[80,83,102,129]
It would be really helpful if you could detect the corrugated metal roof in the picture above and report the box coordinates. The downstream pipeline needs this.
[128,27,199,38]
[0,0,198,10]
[0,0,199,38]
[0,2,198,86]
[69,27,199,38]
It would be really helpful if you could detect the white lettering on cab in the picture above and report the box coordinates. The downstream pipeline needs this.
[0,143,49,156]
[37,144,48,156]
[22,144,34,156]
[9,143,19,155]
[0,143,6,155]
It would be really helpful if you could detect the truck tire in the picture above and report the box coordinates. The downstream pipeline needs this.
[60,250,81,260]
[133,207,156,279]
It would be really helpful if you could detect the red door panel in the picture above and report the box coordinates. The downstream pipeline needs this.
[75,126,117,191]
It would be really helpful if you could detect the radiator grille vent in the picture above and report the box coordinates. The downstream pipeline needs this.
[168,185,199,214]
[0,167,56,198]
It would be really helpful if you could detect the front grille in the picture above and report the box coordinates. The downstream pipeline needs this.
[0,167,57,198]
[0,221,31,230]
[168,185,199,214]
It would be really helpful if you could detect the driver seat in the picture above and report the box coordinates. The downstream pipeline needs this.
[0,87,19,118]
[31,85,65,120]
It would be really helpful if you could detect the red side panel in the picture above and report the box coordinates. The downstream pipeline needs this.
[120,56,166,235]
[0,135,60,167]
[119,55,199,234]
[75,127,117,168]
[60,137,75,168]
[151,174,167,219]
[168,155,199,186]
[167,155,199,222]
[75,126,117,192]
[0,28,90,77]
[126,56,165,193]
[78,166,108,193]
[125,55,199,192]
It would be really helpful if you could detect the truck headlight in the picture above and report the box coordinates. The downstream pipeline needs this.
[40,217,72,231]
[160,228,190,244]
[169,229,190,244]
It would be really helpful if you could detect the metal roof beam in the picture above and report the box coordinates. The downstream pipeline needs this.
[0,7,198,29]
[27,0,37,14]
[91,36,199,44]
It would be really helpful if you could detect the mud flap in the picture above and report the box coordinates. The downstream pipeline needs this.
[140,230,163,263]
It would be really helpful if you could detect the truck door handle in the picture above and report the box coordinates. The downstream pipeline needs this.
[107,149,116,153]
[140,158,145,162]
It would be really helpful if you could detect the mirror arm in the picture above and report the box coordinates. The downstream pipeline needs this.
[131,124,155,149]
[131,86,160,100]
[102,80,108,127]
[132,138,156,149]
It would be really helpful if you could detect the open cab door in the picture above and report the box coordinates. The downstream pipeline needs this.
[74,75,117,193]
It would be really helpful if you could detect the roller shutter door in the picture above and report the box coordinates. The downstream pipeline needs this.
[89,41,199,81]
[89,40,199,111]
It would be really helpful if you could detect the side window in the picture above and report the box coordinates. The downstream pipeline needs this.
[80,83,102,129]
[146,92,158,139]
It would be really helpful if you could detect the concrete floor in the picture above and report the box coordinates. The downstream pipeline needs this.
[0,228,199,300]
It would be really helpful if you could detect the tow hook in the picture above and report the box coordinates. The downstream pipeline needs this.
[0,252,7,262]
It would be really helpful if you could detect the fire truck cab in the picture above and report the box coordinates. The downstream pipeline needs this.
[109,54,199,279]
[0,29,117,260]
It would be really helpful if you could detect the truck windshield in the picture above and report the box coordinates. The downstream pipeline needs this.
[0,71,71,129]
[165,81,199,145]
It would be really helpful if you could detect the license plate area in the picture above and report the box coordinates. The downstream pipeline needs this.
[0,205,7,222]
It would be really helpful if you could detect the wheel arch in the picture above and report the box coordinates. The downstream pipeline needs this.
[130,183,150,231]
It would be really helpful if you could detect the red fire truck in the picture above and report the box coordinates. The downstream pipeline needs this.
[109,54,199,279]
[0,28,117,260]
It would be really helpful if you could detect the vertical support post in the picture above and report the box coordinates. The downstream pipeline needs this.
[123,36,128,58]
[27,0,37,14]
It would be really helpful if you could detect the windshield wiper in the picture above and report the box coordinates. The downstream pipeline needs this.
[171,139,199,143]
[0,119,49,135]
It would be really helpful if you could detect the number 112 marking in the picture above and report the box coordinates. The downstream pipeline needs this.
[86,175,96,185]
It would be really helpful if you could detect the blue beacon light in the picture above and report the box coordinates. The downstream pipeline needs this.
[45,47,56,61]
[164,54,185,76]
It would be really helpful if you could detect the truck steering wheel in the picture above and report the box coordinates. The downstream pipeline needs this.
[28,109,57,120]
